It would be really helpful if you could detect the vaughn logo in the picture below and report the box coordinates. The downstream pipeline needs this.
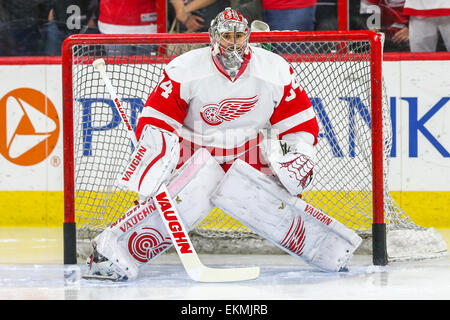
[200,95,258,126]
[304,204,333,226]
[115,200,156,233]
[114,98,133,132]
[0,88,59,166]
[120,145,147,181]
[155,191,192,254]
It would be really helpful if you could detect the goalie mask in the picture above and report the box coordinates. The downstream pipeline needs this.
[209,7,250,77]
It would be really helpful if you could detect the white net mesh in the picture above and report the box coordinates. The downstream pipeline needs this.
[66,33,447,261]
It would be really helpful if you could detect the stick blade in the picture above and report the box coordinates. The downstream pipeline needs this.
[191,266,260,283]
[154,184,260,283]
[176,242,260,283]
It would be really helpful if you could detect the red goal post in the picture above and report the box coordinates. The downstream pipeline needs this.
[62,31,446,267]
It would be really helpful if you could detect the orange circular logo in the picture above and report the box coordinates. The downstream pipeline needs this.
[0,88,59,166]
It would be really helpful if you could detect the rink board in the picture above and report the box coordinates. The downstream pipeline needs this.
[0,60,449,228]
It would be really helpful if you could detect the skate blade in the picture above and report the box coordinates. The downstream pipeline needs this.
[82,273,120,281]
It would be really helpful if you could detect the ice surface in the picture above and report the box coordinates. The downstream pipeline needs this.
[0,253,449,300]
[1,227,449,300]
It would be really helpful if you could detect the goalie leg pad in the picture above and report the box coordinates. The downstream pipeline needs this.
[211,159,362,272]
[90,148,225,280]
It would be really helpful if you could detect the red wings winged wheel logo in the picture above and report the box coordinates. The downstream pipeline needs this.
[200,95,259,126]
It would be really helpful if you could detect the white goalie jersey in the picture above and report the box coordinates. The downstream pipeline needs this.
[136,45,319,171]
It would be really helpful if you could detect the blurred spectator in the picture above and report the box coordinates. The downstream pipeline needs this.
[231,0,262,23]
[403,0,450,52]
[45,1,99,56]
[360,0,409,52]
[349,0,373,30]
[169,0,230,32]
[315,0,337,31]
[315,0,369,32]
[1,1,52,56]
[0,2,12,56]
[98,0,156,34]
[98,0,158,54]
[261,0,317,31]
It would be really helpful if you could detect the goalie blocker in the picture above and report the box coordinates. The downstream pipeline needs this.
[211,160,362,272]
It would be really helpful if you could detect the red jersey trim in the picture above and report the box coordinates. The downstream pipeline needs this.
[180,132,263,158]
[99,0,156,26]
[262,0,317,10]
[403,8,450,17]
[211,48,252,83]
[270,73,313,126]
[143,70,188,126]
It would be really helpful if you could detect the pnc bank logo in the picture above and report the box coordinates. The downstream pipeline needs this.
[0,88,59,166]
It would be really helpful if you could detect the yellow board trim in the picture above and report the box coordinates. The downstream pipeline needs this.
[0,191,64,227]
[0,191,449,228]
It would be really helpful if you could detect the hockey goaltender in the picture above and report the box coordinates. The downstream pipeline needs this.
[83,7,362,282]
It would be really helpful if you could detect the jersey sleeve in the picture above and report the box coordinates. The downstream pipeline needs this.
[135,70,188,140]
[269,66,319,145]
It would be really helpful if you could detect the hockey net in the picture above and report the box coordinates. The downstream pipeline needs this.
[62,32,447,263]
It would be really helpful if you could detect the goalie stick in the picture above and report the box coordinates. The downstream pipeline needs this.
[92,58,260,282]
